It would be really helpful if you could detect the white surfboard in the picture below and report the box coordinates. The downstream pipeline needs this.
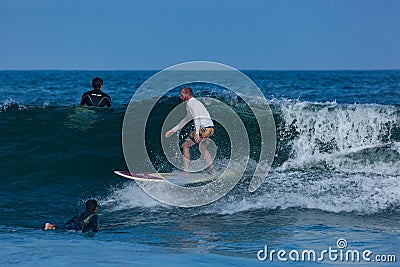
[114,170,217,186]
[114,171,164,181]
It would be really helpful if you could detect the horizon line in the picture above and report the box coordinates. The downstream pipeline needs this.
[1,68,399,72]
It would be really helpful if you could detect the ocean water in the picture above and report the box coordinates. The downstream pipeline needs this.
[0,70,399,266]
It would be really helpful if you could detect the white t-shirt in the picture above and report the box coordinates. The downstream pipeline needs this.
[172,97,214,134]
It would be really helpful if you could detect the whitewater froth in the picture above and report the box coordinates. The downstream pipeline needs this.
[278,101,399,175]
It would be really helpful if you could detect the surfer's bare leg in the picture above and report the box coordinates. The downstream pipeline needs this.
[182,147,190,172]
[182,139,195,173]
[199,139,214,173]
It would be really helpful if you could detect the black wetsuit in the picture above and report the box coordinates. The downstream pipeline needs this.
[80,89,111,107]
[63,211,99,233]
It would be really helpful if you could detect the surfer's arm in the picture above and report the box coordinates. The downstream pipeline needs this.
[80,94,87,105]
[64,216,75,226]
[171,113,192,133]
[92,215,99,232]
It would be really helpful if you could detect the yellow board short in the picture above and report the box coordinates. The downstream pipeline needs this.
[199,127,214,139]
[189,126,214,142]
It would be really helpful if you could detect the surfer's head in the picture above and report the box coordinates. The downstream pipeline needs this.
[85,199,98,212]
[92,77,103,90]
[180,87,193,102]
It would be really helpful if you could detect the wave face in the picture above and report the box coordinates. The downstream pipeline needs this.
[0,70,399,219]
[108,97,400,215]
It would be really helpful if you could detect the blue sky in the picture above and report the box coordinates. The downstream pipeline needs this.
[1,0,399,70]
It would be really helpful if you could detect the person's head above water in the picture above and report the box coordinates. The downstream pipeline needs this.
[180,86,193,102]
[86,199,98,212]
[92,77,103,90]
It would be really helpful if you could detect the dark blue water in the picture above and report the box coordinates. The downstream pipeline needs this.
[1,70,399,266]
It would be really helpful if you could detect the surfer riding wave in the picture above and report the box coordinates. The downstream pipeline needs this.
[165,87,215,174]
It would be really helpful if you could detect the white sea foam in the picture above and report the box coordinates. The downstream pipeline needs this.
[392,141,400,154]
[100,184,167,212]
[204,169,400,215]
[0,98,26,111]
[279,101,399,175]
[103,166,399,215]
[0,98,51,111]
